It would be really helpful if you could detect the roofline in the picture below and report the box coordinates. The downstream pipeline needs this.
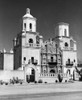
[57,22,69,26]
[23,16,37,20]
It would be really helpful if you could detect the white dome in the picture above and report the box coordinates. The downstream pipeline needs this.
[23,13,33,18]
[23,8,33,18]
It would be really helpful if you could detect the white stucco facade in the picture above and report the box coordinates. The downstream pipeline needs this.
[4,53,13,70]
[55,22,77,78]
[0,8,78,83]
[62,51,77,66]
[22,48,41,66]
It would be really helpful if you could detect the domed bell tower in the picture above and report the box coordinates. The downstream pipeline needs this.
[22,8,36,32]
[55,23,70,50]
[55,22,69,38]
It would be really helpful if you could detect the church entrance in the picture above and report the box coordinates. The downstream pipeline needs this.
[30,69,35,82]
[26,68,35,83]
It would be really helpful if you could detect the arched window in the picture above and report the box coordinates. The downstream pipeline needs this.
[29,38,33,46]
[24,23,26,30]
[29,38,33,43]
[64,29,67,36]
[70,39,74,48]
[24,57,26,61]
[29,23,32,30]
[36,35,39,44]
[65,42,68,47]
[51,57,53,62]
[50,69,55,73]
[31,57,34,64]
[68,59,70,64]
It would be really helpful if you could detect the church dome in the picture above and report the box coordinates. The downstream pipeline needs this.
[23,8,33,18]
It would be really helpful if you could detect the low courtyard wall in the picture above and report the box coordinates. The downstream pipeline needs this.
[0,70,79,83]
[0,70,24,82]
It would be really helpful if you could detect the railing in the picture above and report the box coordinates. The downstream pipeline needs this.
[66,61,73,67]
[39,73,58,77]
[25,43,40,47]
[39,73,68,79]
[28,59,38,65]
[63,47,74,51]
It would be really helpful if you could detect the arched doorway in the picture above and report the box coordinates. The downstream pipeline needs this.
[30,68,35,82]
[26,68,35,83]
[67,69,71,76]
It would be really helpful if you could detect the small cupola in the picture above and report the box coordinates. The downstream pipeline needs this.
[23,8,33,18]
[55,22,69,37]
[22,8,37,32]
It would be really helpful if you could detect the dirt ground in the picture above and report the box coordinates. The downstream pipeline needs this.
[0,81,82,100]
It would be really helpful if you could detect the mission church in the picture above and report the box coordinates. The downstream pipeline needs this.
[0,8,77,83]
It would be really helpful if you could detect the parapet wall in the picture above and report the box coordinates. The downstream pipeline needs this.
[38,73,68,83]
[0,70,24,82]
[0,70,79,83]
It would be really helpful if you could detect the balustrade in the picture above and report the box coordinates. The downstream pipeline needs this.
[28,59,38,65]
[25,43,40,47]
[39,73,57,77]
[66,61,73,67]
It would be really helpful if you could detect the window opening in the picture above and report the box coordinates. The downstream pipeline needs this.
[64,29,67,36]
[65,42,68,47]
[51,57,53,62]
[31,57,34,64]
[68,59,70,64]
[24,23,26,30]
[29,38,33,46]
[29,38,33,43]
[29,23,32,30]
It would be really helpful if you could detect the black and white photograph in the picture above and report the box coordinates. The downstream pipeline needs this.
[0,0,82,100]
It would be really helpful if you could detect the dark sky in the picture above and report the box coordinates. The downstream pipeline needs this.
[0,0,82,61]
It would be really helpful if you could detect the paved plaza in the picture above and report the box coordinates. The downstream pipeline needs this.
[0,82,82,100]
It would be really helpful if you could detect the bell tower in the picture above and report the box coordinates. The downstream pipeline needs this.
[22,8,36,32]
[55,22,69,37]
[55,22,77,69]
[55,22,70,50]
